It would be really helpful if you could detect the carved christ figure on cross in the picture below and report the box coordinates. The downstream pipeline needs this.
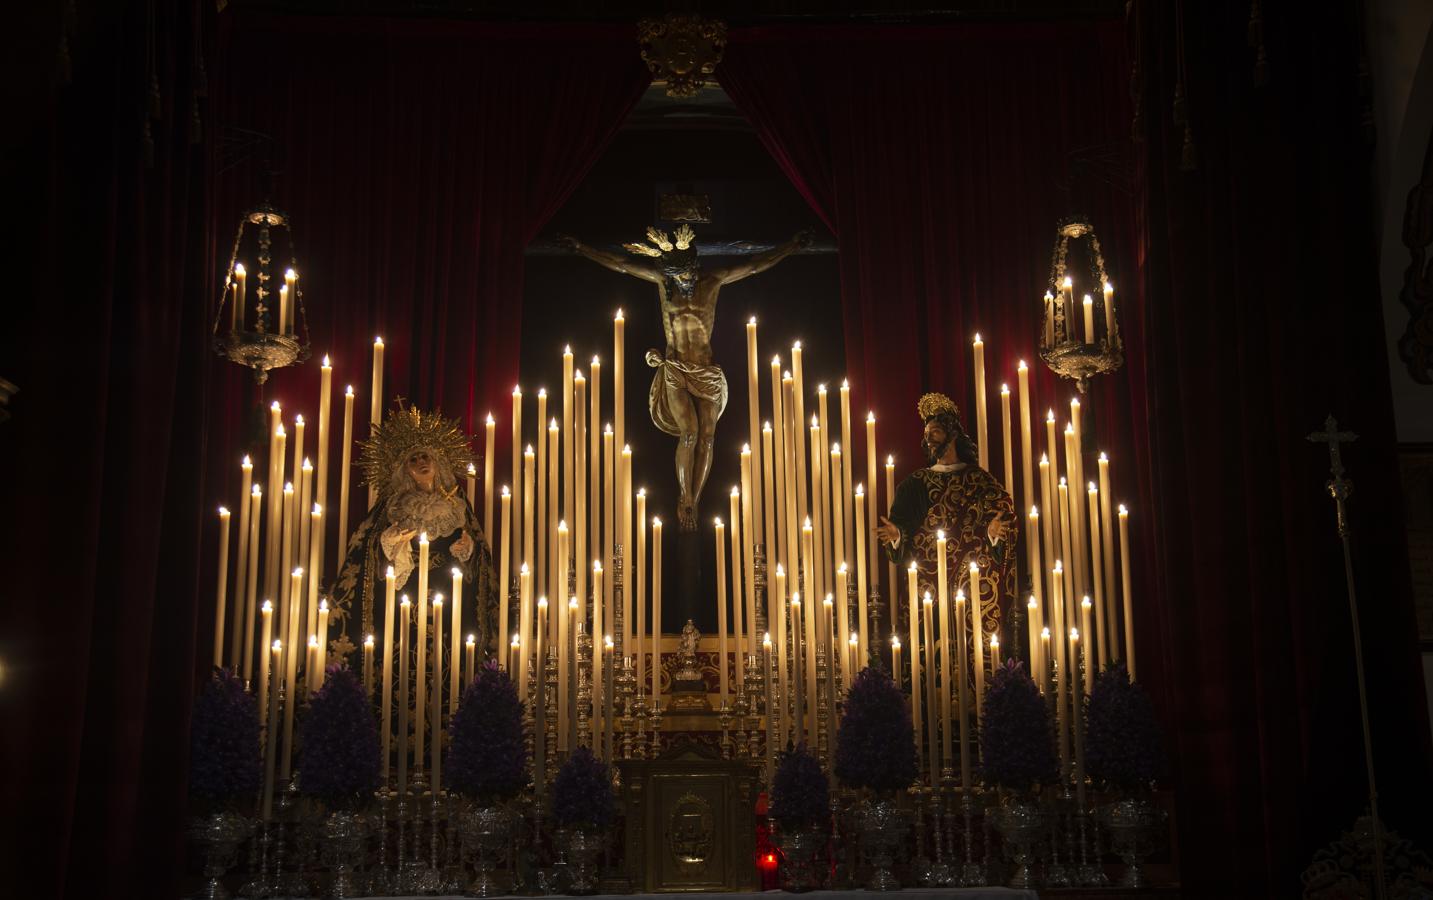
[560,225,810,531]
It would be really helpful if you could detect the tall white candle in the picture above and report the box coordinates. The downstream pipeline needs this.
[416,534,429,767]
[261,639,281,820]
[574,373,587,624]
[484,414,496,542]
[614,310,625,474]
[369,338,384,510]
[936,532,953,772]
[973,333,988,470]
[635,488,647,697]
[244,486,262,682]
[1080,596,1094,694]
[715,518,729,708]
[854,484,869,667]
[557,522,570,751]
[590,360,602,620]
[536,401,548,598]
[234,462,252,669]
[499,487,511,666]
[954,587,971,788]
[1099,455,1118,665]
[840,381,854,576]
[398,596,410,793]
[450,568,463,717]
[467,463,477,512]
[518,564,531,703]
[337,387,354,577]
[316,598,330,686]
[213,507,231,668]
[281,567,303,781]
[730,487,745,697]
[381,566,395,783]
[1119,506,1135,679]
[1017,362,1035,552]
[563,347,574,541]
[771,357,788,567]
[651,517,663,702]
[1083,294,1096,344]
[746,319,762,547]
[1000,384,1014,495]
[866,412,878,604]
[829,444,846,663]
[970,562,985,718]
[907,563,923,777]
[742,445,757,659]
[316,356,332,585]
[1087,484,1106,668]
[266,406,283,606]
[512,386,524,582]
[257,600,274,726]
[921,589,938,783]
[431,595,443,789]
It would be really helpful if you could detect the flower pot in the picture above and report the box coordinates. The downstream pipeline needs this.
[189,811,251,900]
[991,796,1044,889]
[560,826,605,895]
[855,797,911,891]
[461,804,514,897]
[320,809,368,899]
[773,824,827,892]
[1101,797,1165,888]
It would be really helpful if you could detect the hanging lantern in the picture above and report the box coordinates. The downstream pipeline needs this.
[1038,216,1123,393]
[212,201,309,383]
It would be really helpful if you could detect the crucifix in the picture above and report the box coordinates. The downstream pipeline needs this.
[560,225,809,532]
[1306,414,1387,900]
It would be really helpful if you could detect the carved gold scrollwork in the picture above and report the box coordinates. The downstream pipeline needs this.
[637,14,727,98]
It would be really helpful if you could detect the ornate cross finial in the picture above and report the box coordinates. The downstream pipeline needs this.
[1307,414,1358,532]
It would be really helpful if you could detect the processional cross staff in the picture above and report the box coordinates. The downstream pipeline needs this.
[1306,414,1387,900]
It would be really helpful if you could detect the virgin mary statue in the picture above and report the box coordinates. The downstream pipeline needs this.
[331,404,498,660]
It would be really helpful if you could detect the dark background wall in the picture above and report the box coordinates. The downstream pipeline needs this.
[522,105,843,632]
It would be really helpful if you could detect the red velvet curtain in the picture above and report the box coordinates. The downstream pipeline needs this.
[206,14,649,647]
[209,13,650,463]
[721,23,1145,485]
[0,2,215,898]
[724,12,1433,894]
[1132,0,1433,891]
[1,11,646,898]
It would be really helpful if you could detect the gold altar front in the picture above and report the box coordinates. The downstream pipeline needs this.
[616,743,761,893]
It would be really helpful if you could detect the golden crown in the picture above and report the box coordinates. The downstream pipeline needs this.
[359,403,472,493]
[917,392,961,423]
[624,224,695,257]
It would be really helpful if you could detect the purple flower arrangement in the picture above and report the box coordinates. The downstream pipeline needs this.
[770,745,830,830]
[834,667,918,793]
[552,746,616,830]
[979,659,1057,792]
[447,660,527,803]
[188,668,261,807]
[298,663,381,807]
[1085,662,1163,793]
